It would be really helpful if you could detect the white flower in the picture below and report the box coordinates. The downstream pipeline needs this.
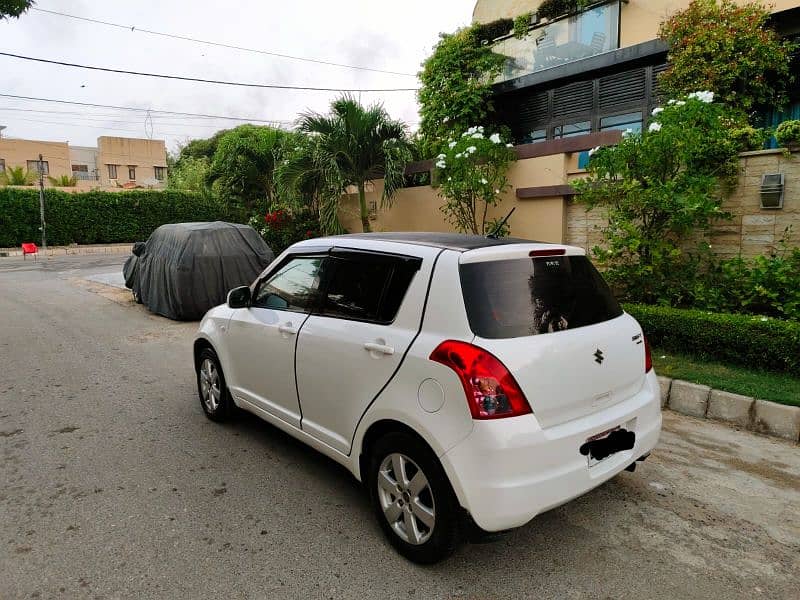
[648,122,662,133]
[480,178,488,184]
[477,126,484,132]
[455,153,463,159]
[506,143,514,147]
[435,160,446,169]
[494,189,500,194]
[443,116,450,123]
[622,128,634,138]
[436,153,446,159]
[471,132,484,139]
[588,146,600,156]
[668,99,677,105]
[688,90,714,103]
[652,107,664,115]
[448,141,457,149]
[760,317,768,322]
[466,146,477,154]
[675,100,686,106]
[489,133,501,144]
[447,176,452,180]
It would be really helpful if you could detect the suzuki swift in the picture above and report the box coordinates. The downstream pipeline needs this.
[194,232,662,563]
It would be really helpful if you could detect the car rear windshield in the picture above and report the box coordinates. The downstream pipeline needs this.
[459,255,623,339]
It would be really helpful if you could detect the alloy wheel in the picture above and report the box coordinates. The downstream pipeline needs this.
[199,358,221,412]
[377,453,436,545]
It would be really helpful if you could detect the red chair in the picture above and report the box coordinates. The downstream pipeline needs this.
[21,242,38,261]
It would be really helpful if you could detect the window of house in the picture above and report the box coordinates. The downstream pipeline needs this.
[27,160,49,175]
[107,164,118,179]
[522,129,547,144]
[0,158,5,173]
[154,166,166,181]
[128,166,136,180]
[600,112,643,133]
[554,121,591,138]
[71,164,88,172]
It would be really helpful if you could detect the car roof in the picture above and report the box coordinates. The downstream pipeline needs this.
[323,232,551,252]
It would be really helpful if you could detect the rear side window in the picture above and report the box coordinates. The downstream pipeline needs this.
[460,255,622,339]
[320,254,419,323]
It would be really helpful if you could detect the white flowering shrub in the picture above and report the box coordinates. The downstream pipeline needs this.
[434,126,516,235]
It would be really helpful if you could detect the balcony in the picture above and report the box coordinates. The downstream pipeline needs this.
[493,1,621,84]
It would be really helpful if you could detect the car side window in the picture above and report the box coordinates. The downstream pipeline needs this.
[320,255,418,323]
[252,257,324,313]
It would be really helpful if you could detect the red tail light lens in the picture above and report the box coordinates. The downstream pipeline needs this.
[644,335,653,373]
[429,340,532,420]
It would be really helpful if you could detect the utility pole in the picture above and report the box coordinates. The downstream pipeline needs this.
[38,153,47,254]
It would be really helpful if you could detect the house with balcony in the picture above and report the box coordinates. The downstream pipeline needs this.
[341,0,800,257]
[0,131,168,190]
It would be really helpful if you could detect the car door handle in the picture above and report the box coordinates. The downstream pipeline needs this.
[364,342,394,355]
[278,323,297,336]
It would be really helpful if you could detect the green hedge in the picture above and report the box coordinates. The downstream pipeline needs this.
[0,188,246,247]
[626,304,800,375]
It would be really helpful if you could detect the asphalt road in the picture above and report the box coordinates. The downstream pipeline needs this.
[1,254,798,599]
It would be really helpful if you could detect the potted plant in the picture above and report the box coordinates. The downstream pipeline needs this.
[775,120,800,151]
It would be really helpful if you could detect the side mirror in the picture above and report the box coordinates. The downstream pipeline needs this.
[227,286,251,309]
[132,242,146,257]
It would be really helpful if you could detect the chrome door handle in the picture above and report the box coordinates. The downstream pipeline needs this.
[364,342,394,355]
[278,324,297,336]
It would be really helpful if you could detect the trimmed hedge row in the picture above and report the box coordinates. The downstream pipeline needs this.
[626,303,800,375]
[0,188,246,247]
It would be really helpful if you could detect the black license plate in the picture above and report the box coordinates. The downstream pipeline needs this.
[580,427,636,466]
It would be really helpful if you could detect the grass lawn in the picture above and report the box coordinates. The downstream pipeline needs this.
[652,347,800,407]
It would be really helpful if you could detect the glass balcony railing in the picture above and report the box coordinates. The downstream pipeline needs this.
[493,1,620,83]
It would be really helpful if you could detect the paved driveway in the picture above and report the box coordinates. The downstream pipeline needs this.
[1,255,798,599]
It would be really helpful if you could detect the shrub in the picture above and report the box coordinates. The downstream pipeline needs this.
[0,187,243,247]
[729,125,769,152]
[434,127,516,235]
[248,209,319,256]
[513,13,532,38]
[775,119,800,148]
[474,18,513,42]
[626,304,800,375]
[658,0,796,116]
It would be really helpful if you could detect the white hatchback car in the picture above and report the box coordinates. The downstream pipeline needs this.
[194,232,662,563]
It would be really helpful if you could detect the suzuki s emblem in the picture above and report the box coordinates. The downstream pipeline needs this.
[594,349,605,364]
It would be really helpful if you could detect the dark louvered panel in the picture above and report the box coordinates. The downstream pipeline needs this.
[515,90,549,126]
[651,63,670,103]
[552,81,593,117]
[599,68,646,110]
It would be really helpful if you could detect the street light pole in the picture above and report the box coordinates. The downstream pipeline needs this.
[38,153,47,254]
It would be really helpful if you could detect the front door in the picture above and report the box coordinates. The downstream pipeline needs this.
[226,255,325,428]
[295,251,422,454]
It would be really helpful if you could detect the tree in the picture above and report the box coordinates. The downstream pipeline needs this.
[0,0,33,20]
[417,26,506,156]
[0,166,37,186]
[658,0,797,116]
[207,125,290,214]
[166,156,212,195]
[280,95,413,233]
[573,93,740,304]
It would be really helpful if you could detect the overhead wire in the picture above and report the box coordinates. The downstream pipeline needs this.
[0,52,419,92]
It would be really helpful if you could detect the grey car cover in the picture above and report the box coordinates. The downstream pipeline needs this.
[123,222,274,320]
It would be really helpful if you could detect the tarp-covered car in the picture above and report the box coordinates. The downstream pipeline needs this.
[123,221,273,320]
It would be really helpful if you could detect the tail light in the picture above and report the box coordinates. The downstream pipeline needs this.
[644,335,653,373]
[429,340,532,420]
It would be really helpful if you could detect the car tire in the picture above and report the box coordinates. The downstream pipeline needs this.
[368,431,461,564]
[196,348,233,422]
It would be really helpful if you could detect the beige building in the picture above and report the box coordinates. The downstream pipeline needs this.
[340,0,800,256]
[0,132,167,190]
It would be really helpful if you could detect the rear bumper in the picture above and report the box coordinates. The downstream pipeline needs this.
[440,371,662,532]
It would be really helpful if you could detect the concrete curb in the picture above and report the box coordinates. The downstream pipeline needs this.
[0,243,133,257]
[659,376,800,443]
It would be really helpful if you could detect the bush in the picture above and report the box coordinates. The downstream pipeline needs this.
[775,119,800,148]
[248,209,320,256]
[729,125,769,152]
[0,187,244,247]
[626,304,800,375]
[474,18,512,42]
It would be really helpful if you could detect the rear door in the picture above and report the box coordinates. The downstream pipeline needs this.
[459,248,646,428]
[295,249,423,454]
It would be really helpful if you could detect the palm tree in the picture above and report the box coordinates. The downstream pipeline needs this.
[0,166,37,186]
[48,175,77,187]
[280,95,412,233]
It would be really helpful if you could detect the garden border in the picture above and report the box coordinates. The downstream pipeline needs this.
[658,376,800,443]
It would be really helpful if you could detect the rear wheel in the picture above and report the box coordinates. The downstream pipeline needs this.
[196,348,233,422]
[368,432,461,564]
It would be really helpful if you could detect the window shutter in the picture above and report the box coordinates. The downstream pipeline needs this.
[552,80,593,118]
[599,68,646,111]
[650,63,669,103]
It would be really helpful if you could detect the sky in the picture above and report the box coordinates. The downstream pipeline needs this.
[0,0,475,153]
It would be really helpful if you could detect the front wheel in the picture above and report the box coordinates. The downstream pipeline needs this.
[368,432,461,564]
[196,348,233,422]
